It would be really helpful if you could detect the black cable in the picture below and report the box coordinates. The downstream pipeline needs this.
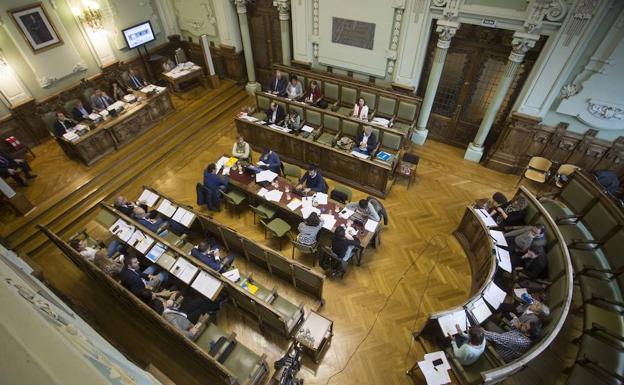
[324,233,448,385]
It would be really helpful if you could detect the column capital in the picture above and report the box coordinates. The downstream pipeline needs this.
[233,0,249,14]
[273,0,290,20]
[435,20,459,49]
[509,32,540,63]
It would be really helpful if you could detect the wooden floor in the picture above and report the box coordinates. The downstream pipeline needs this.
[0,83,579,385]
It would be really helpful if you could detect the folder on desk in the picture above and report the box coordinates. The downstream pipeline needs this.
[483,282,507,309]
[109,219,135,243]
[489,230,507,246]
[156,251,177,270]
[496,247,512,273]
[172,207,196,227]
[468,297,493,324]
[476,209,497,227]
[138,189,160,207]
[437,309,468,336]
[191,270,223,301]
[170,257,199,284]
[156,199,177,217]
[146,243,166,263]
[128,230,154,254]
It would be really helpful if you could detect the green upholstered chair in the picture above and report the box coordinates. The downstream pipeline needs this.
[579,274,624,311]
[305,110,322,128]
[317,115,340,147]
[393,102,417,134]
[559,177,596,214]
[219,190,246,217]
[260,218,291,250]
[282,162,301,183]
[341,120,360,140]
[564,363,620,385]
[96,209,117,228]
[179,242,194,255]
[323,81,340,103]
[584,303,624,339]
[291,239,319,265]
[576,333,624,382]
[41,111,58,137]
[376,96,397,119]
[271,295,303,335]
[195,323,229,355]
[221,341,266,385]
[249,203,276,224]
[253,94,271,120]
[63,99,81,117]
[360,91,377,115]
[337,86,357,115]
[289,104,304,120]
[375,132,403,166]
[330,184,352,204]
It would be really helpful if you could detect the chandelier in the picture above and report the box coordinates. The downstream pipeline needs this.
[72,1,104,30]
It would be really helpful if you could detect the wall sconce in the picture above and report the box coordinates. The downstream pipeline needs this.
[72,1,104,30]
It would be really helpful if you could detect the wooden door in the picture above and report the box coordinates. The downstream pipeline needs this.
[418,24,544,148]
[247,0,283,87]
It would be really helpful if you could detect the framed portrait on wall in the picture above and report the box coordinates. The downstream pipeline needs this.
[9,3,64,53]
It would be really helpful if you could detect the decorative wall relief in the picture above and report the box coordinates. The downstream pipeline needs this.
[107,0,162,50]
[331,17,375,50]
[173,0,218,37]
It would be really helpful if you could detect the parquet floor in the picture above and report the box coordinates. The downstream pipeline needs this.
[0,83,577,385]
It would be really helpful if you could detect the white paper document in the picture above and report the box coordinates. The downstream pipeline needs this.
[257,188,269,198]
[109,219,135,242]
[514,288,528,299]
[301,205,321,219]
[496,247,512,273]
[264,189,283,202]
[313,192,328,205]
[476,209,497,227]
[138,189,160,207]
[364,219,379,232]
[223,268,240,282]
[287,199,302,211]
[483,282,507,309]
[156,199,177,217]
[468,297,493,324]
[338,208,354,219]
[172,207,196,227]
[437,310,468,336]
[215,156,229,172]
[351,150,369,159]
[62,131,80,142]
[320,214,337,230]
[301,125,314,133]
[128,230,154,254]
[146,243,166,263]
[240,115,258,122]
[489,230,507,246]
[424,351,451,372]
[191,270,223,301]
[170,257,199,284]
[256,170,278,183]
[417,360,451,385]
[88,113,101,121]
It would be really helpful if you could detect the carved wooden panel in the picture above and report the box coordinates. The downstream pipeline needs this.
[248,0,283,87]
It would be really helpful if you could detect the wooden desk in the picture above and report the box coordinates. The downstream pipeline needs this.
[162,66,207,92]
[62,89,174,165]
[235,117,394,198]
[220,159,375,257]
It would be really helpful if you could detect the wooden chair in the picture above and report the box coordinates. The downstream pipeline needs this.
[517,156,552,187]
[260,217,291,250]
[249,203,276,224]
[395,152,419,188]
[555,164,581,188]
[291,239,318,266]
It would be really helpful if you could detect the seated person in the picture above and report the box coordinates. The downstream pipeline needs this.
[346,198,381,223]
[114,195,140,217]
[258,148,282,174]
[354,126,377,155]
[297,212,323,246]
[266,102,286,125]
[482,318,542,362]
[490,196,528,226]
[69,238,123,262]
[448,325,486,366]
[148,291,210,339]
[119,256,169,296]
[268,69,287,96]
[203,163,229,191]
[162,57,176,72]
[479,192,508,212]
[302,80,322,106]
[503,225,546,255]
[90,88,114,112]
[126,67,148,91]
[352,97,369,120]
[110,80,126,101]
[499,299,550,324]
[133,207,168,234]
[72,100,93,120]
[232,135,251,161]
[190,241,234,273]
[332,225,360,272]
[286,75,303,100]
[93,249,124,277]
[284,109,302,132]
[53,112,77,137]
[513,245,548,280]
[0,152,37,186]
[297,165,327,193]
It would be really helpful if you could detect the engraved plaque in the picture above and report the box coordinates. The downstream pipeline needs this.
[331,17,375,50]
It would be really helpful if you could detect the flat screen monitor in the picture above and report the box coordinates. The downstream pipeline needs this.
[122,21,155,49]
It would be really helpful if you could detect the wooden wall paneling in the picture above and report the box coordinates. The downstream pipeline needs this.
[248,0,283,87]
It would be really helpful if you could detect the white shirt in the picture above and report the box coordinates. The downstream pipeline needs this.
[352,104,369,120]
[80,247,97,261]
[360,133,370,148]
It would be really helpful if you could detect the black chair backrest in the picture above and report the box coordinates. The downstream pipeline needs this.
[330,189,348,204]
[403,153,420,165]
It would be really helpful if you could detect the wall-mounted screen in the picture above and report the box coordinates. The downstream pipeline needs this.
[122,21,155,49]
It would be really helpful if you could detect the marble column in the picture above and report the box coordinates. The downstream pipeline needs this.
[274,0,292,66]
[412,20,459,145]
[464,33,540,162]
[234,0,261,94]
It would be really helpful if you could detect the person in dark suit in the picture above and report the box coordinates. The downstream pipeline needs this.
[297,165,327,193]
[354,126,377,155]
[72,100,93,121]
[118,256,168,296]
[302,80,322,106]
[53,112,77,137]
[258,148,282,174]
[110,80,126,101]
[268,69,287,96]
[203,163,229,209]
[190,241,234,273]
[114,195,138,216]
[266,102,286,125]
[90,89,114,112]
[126,68,148,91]
[0,152,36,186]
[133,207,168,234]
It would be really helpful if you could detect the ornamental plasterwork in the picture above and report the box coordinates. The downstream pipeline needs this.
[509,35,538,62]
[524,0,568,33]
[560,84,579,99]
[588,100,624,121]
[38,61,88,88]
[312,0,319,58]
[273,0,290,19]
[386,2,405,74]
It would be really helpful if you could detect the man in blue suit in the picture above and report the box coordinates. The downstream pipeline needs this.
[268,69,287,96]
[190,241,234,273]
[258,148,282,174]
[355,126,378,155]
[126,67,148,91]
[203,163,229,209]
[72,100,93,120]
[119,256,168,296]
[133,207,168,234]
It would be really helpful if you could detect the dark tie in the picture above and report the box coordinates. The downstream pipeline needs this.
[0,156,8,165]
[132,76,140,88]
[60,120,67,130]
[100,96,108,108]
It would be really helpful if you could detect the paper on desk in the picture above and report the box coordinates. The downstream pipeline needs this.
[351,150,369,159]
[489,230,507,246]
[264,189,283,202]
[63,131,80,142]
[514,288,528,298]
[191,270,222,301]
[468,297,493,324]
[371,117,390,127]
[301,125,314,133]
[138,189,160,207]
[496,247,512,273]
[256,170,278,183]
[483,282,507,309]
[223,268,240,282]
[437,310,468,336]
[109,219,135,242]
[320,214,337,230]
[287,199,302,211]
[172,207,196,227]
[170,257,199,284]
[108,101,125,110]
[301,205,321,219]
[314,192,328,205]
[156,199,177,217]
[88,113,101,121]
[364,219,379,232]
[424,351,451,372]
[146,243,166,263]
[257,188,269,198]
[240,115,258,122]
[417,360,451,385]
[257,160,267,166]
[128,230,154,254]
[339,208,355,219]
[215,156,229,172]
[476,209,497,227]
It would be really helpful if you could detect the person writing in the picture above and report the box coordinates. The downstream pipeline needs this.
[53,112,76,137]
[0,152,37,186]
[302,80,322,106]
[190,241,234,273]
[286,75,303,100]
[332,225,360,273]
[266,102,286,125]
[72,100,93,120]
[269,69,287,96]
[258,148,282,174]
[490,196,528,226]
[354,126,377,155]
[297,212,323,246]
[232,135,251,161]
[297,165,327,193]
[351,97,369,120]
[346,199,381,223]
[448,325,486,366]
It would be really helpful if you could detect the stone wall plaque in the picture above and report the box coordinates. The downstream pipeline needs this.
[331,17,375,50]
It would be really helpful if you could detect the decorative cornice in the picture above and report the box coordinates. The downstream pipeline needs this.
[509,33,539,63]
[233,0,249,14]
[273,0,290,20]
[435,20,459,49]
[524,0,568,33]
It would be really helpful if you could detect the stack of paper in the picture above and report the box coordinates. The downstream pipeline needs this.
[287,199,302,211]
[172,207,196,227]
[320,214,337,230]
[223,268,240,282]
[437,310,468,336]
[489,230,507,246]
[170,257,199,284]
[191,271,223,301]
[314,192,328,205]
[63,131,80,142]
[88,113,101,121]
[483,282,507,309]
[301,205,321,219]
[256,170,278,183]
[141,85,157,93]
[301,125,314,133]
[476,209,497,227]
[156,199,177,217]
[108,101,125,111]
[99,110,110,119]
[371,117,390,127]
[138,189,160,207]
[338,208,354,219]
[468,297,493,324]
[240,115,258,122]
[215,156,230,172]
[74,124,89,131]
[109,219,135,242]
[351,151,369,159]
[496,247,512,273]
[364,219,379,232]
[264,189,283,202]
[123,94,136,103]
[146,243,166,263]
[417,360,451,385]
[257,188,269,198]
